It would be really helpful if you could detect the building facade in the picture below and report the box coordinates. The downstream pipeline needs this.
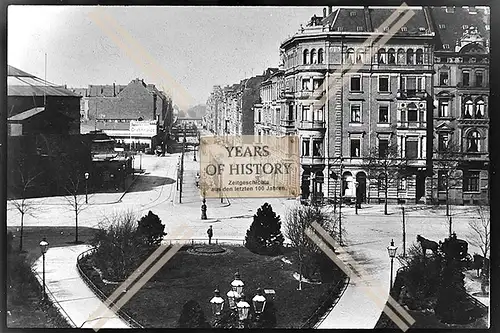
[256,6,489,205]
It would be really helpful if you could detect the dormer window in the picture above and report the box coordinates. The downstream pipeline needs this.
[419,27,426,32]
[401,27,408,32]
[350,11,357,17]
[357,26,363,32]
[486,25,490,31]
[445,7,455,13]
[337,27,343,32]
[439,24,446,29]
[462,25,469,30]
[443,44,450,49]
[383,26,390,32]
[469,6,477,14]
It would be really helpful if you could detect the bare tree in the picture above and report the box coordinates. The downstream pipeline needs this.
[467,206,490,293]
[284,204,340,288]
[9,160,42,252]
[363,142,408,215]
[433,141,463,221]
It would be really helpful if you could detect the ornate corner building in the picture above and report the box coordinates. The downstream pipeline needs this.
[255,6,489,205]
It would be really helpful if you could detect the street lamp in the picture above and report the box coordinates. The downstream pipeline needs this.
[210,288,225,316]
[84,172,89,204]
[226,289,241,310]
[387,239,398,290]
[231,271,244,294]
[39,238,49,300]
[252,288,266,321]
[236,293,250,328]
[122,164,126,190]
[354,181,359,215]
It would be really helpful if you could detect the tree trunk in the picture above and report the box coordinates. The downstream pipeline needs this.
[19,212,25,252]
[75,199,79,243]
[384,178,388,215]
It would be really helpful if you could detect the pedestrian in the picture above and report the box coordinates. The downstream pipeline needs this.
[207,225,213,245]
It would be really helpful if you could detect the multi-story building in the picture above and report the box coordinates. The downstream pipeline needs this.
[254,68,284,139]
[257,5,489,205]
[429,6,490,205]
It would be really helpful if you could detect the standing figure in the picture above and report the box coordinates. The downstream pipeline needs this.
[207,225,213,245]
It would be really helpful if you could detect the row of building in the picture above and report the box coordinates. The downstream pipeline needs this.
[204,6,490,205]
[7,65,177,197]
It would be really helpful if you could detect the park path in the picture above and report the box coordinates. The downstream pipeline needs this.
[32,245,130,329]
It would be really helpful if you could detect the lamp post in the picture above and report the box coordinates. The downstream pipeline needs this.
[236,294,250,329]
[387,239,398,290]
[231,271,244,294]
[84,172,89,204]
[210,288,225,319]
[122,164,126,190]
[354,181,359,215]
[252,288,267,322]
[39,238,49,300]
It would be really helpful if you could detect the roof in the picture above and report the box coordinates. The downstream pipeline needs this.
[7,107,45,121]
[8,65,80,97]
[429,6,489,51]
[96,121,131,131]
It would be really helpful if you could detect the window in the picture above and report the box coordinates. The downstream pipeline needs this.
[416,49,424,64]
[350,76,361,91]
[443,44,450,49]
[397,49,405,64]
[438,133,449,151]
[258,110,262,123]
[466,131,480,152]
[464,99,474,118]
[462,71,470,86]
[388,49,396,64]
[288,104,294,120]
[356,49,365,64]
[350,104,361,123]
[345,48,355,64]
[486,24,490,31]
[313,140,322,157]
[398,177,407,191]
[318,48,324,64]
[351,138,360,157]
[350,11,357,16]
[379,139,389,158]
[438,100,449,117]
[417,77,424,91]
[405,139,418,159]
[438,170,447,191]
[401,27,408,32]
[303,49,309,65]
[313,107,324,121]
[378,105,389,123]
[302,79,311,91]
[475,71,483,87]
[462,25,469,30]
[440,57,447,63]
[439,71,449,85]
[445,7,454,13]
[313,79,323,90]
[463,171,480,192]
[407,49,414,64]
[408,105,418,122]
[357,26,363,31]
[302,139,310,156]
[301,105,310,121]
[310,49,317,64]
[439,24,446,29]
[475,99,485,118]
[379,76,389,92]
[378,48,387,64]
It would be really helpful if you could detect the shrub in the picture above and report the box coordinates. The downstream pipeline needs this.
[137,211,167,247]
[177,300,210,328]
[7,253,36,306]
[245,203,284,255]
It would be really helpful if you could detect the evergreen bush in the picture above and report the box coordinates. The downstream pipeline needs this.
[245,203,284,255]
[177,300,210,328]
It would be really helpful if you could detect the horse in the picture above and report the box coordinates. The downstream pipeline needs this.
[472,254,490,277]
[416,235,439,256]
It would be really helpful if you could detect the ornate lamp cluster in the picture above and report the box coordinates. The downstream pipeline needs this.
[209,271,267,328]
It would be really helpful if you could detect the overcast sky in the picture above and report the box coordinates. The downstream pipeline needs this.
[8,6,321,109]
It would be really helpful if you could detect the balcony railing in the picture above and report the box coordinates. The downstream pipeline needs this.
[396,89,429,99]
[300,156,325,165]
[280,119,295,128]
[298,120,326,130]
[397,121,426,129]
[296,90,324,99]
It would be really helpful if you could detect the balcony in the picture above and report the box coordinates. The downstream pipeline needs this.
[300,156,325,166]
[298,120,326,130]
[280,119,295,128]
[279,88,294,99]
[396,89,429,99]
[296,90,324,100]
[397,121,426,129]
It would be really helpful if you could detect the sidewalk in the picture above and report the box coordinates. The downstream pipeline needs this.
[32,245,130,329]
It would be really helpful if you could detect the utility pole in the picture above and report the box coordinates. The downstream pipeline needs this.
[179,124,186,204]
[339,159,343,246]
[402,206,406,257]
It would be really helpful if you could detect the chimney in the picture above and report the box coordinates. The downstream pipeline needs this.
[328,6,332,14]
[113,82,116,96]
[323,8,327,18]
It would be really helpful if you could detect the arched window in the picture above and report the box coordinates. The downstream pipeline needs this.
[378,48,387,64]
[388,48,396,64]
[345,48,355,64]
[475,99,485,118]
[303,49,309,65]
[464,99,474,118]
[356,49,365,64]
[416,49,424,64]
[466,130,480,152]
[310,49,317,64]
[406,49,415,64]
[397,49,405,65]
[318,48,324,64]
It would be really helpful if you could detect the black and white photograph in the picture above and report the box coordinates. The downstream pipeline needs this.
[5,4,491,330]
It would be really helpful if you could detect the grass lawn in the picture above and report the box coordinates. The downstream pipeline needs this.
[83,245,344,328]
[7,226,99,328]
